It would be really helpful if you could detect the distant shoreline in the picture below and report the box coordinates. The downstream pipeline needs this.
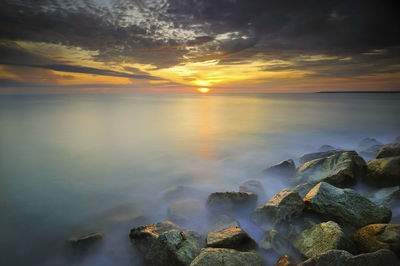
[316,91,400,93]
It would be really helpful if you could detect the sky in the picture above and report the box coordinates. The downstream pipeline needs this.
[0,0,400,93]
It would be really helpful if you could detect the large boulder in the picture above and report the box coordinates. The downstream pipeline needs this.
[251,189,304,230]
[352,224,400,257]
[364,156,400,187]
[299,249,398,266]
[258,229,299,258]
[206,227,257,251]
[263,159,296,178]
[206,192,257,214]
[294,152,366,188]
[299,149,345,164]
[293,221,356,258]
[145,229,203,266]
[206,214,240,234]
[167,200,206,226]
[294,182,316,198]
[129,221,182,253]
[190,248,264,266]
[239,180,266,198]
[366,186,400,208]
[304,182,391,228]
[376,143,400,159]
[358,138,382,150]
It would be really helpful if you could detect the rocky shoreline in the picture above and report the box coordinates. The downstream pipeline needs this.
[69,137,400,265]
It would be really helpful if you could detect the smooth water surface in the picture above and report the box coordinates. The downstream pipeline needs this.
[1,93,399,265]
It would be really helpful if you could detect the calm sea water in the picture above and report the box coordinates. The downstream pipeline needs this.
[1,93,399,265]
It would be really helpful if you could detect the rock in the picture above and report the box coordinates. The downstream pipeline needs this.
[318,145,336,152]
[367,186,400,208]
[352,224,400,257]
[67,231,103,251]
[364,156,400,187]
[129,221,182,253]
[206,192,257,214]
[206,214,240,233]
[358,138,382,150]
[299,249,398,266]
[304,182,391,228]
[263,159,296,178]
[294,151,366,188]
[299,149,345,164]
[293,221,356,258]
[294,182,317,198]
[239,180,266,198]
[145,229,202,266]
[259,230,299,258]
[376,143,400,159]
[275,254,302,266]
[347,249,399,265]
[161,185,201,201]
[190,248,264,266]
[167,200,206,226]
[359,144,383,160]
[206,227,257,251]
[299,250,351,266]
[251,189,304,229]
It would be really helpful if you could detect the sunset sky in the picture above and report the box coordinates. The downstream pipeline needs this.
[1,0,399,93]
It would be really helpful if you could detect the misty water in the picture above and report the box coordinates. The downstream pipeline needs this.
[1,93,399,265]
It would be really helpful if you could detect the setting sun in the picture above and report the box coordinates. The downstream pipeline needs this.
[198,88,210,93]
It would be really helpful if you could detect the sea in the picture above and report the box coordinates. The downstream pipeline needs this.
[1,92,399,265]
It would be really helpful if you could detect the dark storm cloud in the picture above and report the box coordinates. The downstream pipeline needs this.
[0,0,399,73]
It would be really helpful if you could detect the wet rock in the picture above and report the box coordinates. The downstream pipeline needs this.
[299,149,345,164]
[376,143,400,159]
[294,151,366,188]
[367,186,400,208]
[352,224,400,257]
[239,180,266,198]
[161,185,202,201]
[346,249,399,266]
[145,229,202,266]
[364,156,400,187]
[359,144,383,160]
[251,189,304,230]
[294,182,316,198]
[259,230,299,258]
[206,227,257,251]
[299,249,398,266]
[167,199,206,226]
[190,248,264,266]
[304,182,391,228]
[206,192,257,214]
[318,145,336,152]
[129,221,182,253]
[293,221,356,258]
[275,254,302,266]
[206,214,240,233]
[67,231,103,251]
[263,159,296,178]
[358,138,382,150]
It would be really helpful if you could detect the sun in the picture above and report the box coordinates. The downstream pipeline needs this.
[197,88,210,93]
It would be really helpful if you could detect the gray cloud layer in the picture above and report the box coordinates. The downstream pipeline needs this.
[1,0,400,84]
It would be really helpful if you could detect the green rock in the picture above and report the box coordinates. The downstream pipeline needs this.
[206,227,256,251]
[376,143,400,159]
[304,182,391,228]
[364,156,400,187]
[189,248,265,266]
[293,221,356,258]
